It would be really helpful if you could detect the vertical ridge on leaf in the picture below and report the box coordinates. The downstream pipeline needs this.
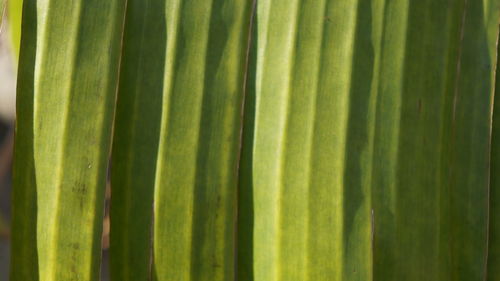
[109,0,165,280]
[446,0,499,279]
[10,0,127,279]
[240,0,500,280]
[152,1,253,280]
[241,0,372,280]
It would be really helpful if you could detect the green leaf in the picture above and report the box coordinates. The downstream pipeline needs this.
[240,1,374,279]
[488,24,500,281]
[8,0,500,280]
[238,0,500,280]
[10,0,126,280]
[151,0,253,280]
[444,0,499,279]
[372,1,498,280]
[489,69,500,279]
[109,0,164,280]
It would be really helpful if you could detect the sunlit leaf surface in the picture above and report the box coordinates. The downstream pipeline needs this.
[10,0,126,280]
[238,1,500,280]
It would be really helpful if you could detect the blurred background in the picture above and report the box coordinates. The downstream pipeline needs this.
[0,5,18,280]
[0,4,111,280]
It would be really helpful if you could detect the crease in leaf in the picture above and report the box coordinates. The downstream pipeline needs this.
[10,0,127,280]
[239,1,500,281]
[109,0,165,280]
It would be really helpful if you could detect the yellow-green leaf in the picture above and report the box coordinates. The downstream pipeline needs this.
[241,1,374,279]
[151,0,253,280]
[10,0,126,280]
[238,0,500,280]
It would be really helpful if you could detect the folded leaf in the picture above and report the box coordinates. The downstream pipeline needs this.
[109,0,164,280]
[10,0,126,280]
[152,0,253,280]
[239,0,500,280]
[373,1,498,280]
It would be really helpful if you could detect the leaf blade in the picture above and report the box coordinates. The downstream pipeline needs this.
[239,1,500,281]
[10,0,126,280]
[109,0,165,280]
[151,0,253,280]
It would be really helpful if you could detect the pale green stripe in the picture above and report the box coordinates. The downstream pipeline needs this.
[253,0,304,280]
